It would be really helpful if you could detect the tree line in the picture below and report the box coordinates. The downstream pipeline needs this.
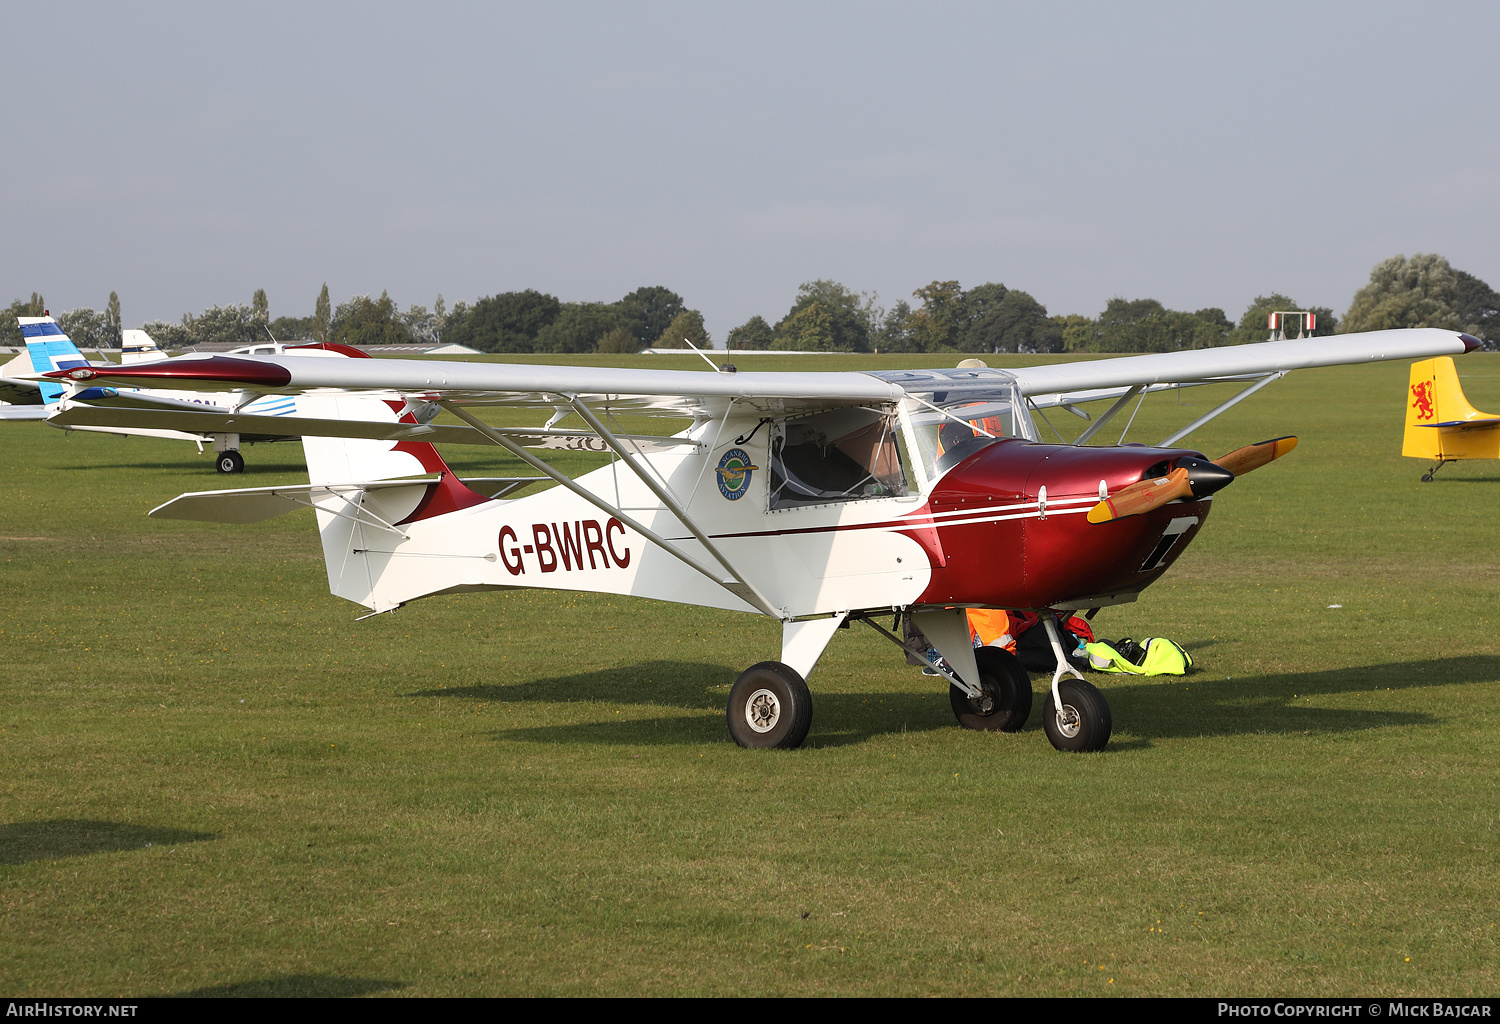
[6,253,1497,354]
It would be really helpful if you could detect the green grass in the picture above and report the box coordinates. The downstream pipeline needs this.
[2,353,1498,996]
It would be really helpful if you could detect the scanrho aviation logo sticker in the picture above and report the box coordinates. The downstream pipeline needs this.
[716,448,757,500]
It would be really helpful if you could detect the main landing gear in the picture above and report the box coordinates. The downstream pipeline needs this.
[948,646,1032,732]
[723,610,1113,752]
[727,661,813,749]
[213,432,244,474]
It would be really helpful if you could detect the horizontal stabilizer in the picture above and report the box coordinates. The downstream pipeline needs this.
[1415,418,1500,431]
[149,476,543,524]
[0,376,44,405]
[48,402,696,453]
[51,422,209,442]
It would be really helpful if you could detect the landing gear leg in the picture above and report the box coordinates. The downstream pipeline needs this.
[1043,678,1112,752]
[1040,614,1111,752]
[1421,460,1452,483]
[213,433,244,474]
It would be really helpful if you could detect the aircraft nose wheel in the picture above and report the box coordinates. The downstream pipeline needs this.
[1042,678,1112,752]
[949,647,1032,732]
[216,450,245,474]
[727,661,812,749]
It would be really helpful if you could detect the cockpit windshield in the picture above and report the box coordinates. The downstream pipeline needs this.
[894,377,1030,485]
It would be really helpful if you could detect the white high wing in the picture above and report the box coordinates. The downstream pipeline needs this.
[49,327,1479,751]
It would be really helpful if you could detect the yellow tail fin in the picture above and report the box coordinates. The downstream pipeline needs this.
[1403,356,1500,462]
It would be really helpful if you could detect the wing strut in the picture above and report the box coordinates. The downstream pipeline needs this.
[565,396,782,619]
[1073,386,1143,445]
[440,402,783,620]
[1157,372,1284,447]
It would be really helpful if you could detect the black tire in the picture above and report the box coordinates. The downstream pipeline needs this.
[949,647,1032,732]
[216,450,245,474]
[1421,472,1433,483]
[726,661,812,749]
[1042,678,1112,753]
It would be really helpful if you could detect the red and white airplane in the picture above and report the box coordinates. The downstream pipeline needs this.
[46,328,1481,752]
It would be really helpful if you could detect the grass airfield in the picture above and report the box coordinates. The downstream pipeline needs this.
[1,351,1497,997]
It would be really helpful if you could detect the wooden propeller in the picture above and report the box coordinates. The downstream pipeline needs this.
[1087,438,1299,525]
[1212,435,1298,476]
[1088,468,1188,524]
[1087,457,1236,524]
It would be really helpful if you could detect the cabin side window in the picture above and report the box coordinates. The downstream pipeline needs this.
[768,408,908,510]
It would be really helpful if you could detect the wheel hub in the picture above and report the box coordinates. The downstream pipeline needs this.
[745,688,781,733]
[1055,704,1081,739]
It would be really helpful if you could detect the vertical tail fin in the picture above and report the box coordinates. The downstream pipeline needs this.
[291,348,485,504]
[1403,355,1500,464]
[292,348,490,612]
[120,329,163,364]
[1429,355,1484,424]
[20,317,88,406]
[296,391,453,485]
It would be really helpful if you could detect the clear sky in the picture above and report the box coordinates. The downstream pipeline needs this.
[4,1,1496,345]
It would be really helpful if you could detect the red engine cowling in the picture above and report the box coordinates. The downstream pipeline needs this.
[913,438,1214,609]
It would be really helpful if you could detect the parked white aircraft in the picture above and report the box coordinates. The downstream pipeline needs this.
[48,327,1481,751]
[11,317,329,470]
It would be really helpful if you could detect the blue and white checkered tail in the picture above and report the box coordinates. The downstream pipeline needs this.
[19,316,90,406]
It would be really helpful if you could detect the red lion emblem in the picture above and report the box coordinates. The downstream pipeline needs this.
[1411,380,1435,421]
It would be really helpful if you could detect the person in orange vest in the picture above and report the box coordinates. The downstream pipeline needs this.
[967,609,1018,653]
[968,609,1098,671]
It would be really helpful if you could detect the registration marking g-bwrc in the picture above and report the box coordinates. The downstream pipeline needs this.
[499,518,631,576]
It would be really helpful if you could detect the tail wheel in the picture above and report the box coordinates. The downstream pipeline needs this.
[1043,678,1112,752]
[949,647,1032,732]
[727,661,812,749]
[216,451,245,474]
